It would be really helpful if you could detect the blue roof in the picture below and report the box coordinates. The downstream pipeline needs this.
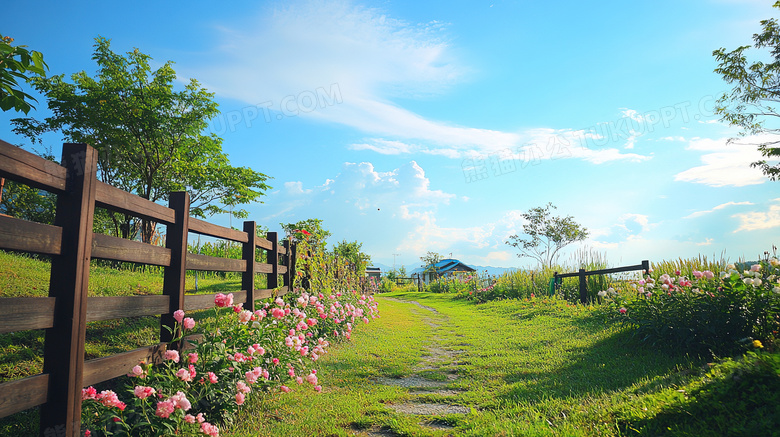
[412,259,475,275]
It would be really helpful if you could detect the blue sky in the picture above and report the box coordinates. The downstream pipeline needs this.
[2,0,779,270]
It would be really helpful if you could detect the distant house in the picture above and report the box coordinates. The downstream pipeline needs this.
[365,267,381,280]
[410,258,476,284]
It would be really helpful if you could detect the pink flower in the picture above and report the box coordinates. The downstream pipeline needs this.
[703,270,715,279]
[184,414,197,424]
[238,381,251,393]
[127,364,146,378]
[208,372,218,383]
[97,390,126,410]
[81,386,97,401]
[235,392,245,405]
[201,422,219,437]
[188,352,199,364]
[280,385,291,393]
[174,309,185,323]
[164,350,180,363]
[170,391,192,411]
[296,376,303,384]
[197,413,206,423]
[619,307,627,314]
[238,310,253,324]
[751,264,761,272]
[693,270,703,279]
[306,372,318,385]
[272,358,280,365]
[134,386,156,399]
[314,385,322,392]
[156,399,176,418]
[272,308,285,319]
[176,368,193,382]
[215,293,234,308]
[183,317,196,330]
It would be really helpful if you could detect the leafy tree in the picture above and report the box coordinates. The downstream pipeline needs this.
[713,2,780,181]
[420,251,443,279]
[12,37,270,242]
[281,219,331,252]
[505,203,588,268]
[332,239,371,272]
[0,34,48,114]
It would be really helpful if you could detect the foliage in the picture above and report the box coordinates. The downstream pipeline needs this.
[281,219,331,252]
[419,251,443,280]
[80,275,379,436]
[600,254,780,356]
[0,34,48,114]
[505,203,589,268]
[713,1,780,181]
[11,37,270,242]
[331,239,371,275]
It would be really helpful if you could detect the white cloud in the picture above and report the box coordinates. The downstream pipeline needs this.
[697,238,714,246]
[674,135,776,187]
[683,201,754,219]
[732,198,780,232]
[192,0,651,164]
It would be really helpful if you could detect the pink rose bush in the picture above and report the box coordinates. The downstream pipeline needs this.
[598,255,780,355]
[81,274,379,436]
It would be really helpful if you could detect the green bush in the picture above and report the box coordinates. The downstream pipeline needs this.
[601,256,780,356]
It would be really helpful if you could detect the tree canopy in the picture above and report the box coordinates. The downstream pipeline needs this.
[505,203,588,268]
[332,239,371,272]
[713,1,780,181]
[12,37,270,242]
[0,34,48,114]
[281,218,332,252]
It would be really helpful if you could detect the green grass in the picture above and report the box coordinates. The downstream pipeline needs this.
[222,292,779,436]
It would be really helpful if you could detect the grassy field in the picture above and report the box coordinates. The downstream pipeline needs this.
[221,292,778,436]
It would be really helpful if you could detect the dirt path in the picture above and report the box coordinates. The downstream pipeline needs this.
[365,298,469,436]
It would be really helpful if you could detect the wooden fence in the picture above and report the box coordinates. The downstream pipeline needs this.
[0,140,296,437]
[554,260,650,304]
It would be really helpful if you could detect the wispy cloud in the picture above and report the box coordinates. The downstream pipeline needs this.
[192,0,649,164]
[674,135,774,187]
[732,198,780,232]
[683,201,754,219]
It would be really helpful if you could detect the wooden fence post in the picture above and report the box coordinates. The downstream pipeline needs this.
[161,192,189,344]
[642,260,650,276]
[282,240,290,290]
[289,242,297,290]
[242,221,257,312]
[578,268,587,305]
[267,232,279,292]
[40,143,98,437]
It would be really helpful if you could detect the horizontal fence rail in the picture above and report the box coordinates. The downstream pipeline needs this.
[554,260,650,304]
[0,140,296,436]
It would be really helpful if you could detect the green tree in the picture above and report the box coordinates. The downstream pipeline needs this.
[281,219,332,252]
[0,34,48,114]
[505,203,588,268]
[332,239,371,272]
[420,251,443,279]
[713,2,780,181]
[12,37,270,242]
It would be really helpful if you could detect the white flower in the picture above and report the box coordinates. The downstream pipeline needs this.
[720,271,729,279]
[608,287,616,296]
[597,290,607,298]
[743,278,754,286]
[773,286,780,294]
[753,278,763,287]
[770,258,779,267]
[727,263,736,270]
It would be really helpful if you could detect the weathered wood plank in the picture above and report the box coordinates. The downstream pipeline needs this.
[161,192,189,344]
[278,265,288,274]
[256,237,272,250]
[0,215,62,255]
[255,262,273,274]
[267,232,279,291]
[186,253,246,272]
[91,233,171,266]
[0,297,56,333]
[82,343,167,388]
[0,139,67,193]
[86,296,169,322]
[189,217,249,243]
[0,374,49,418]
[183,291,248,312]
[95,181,176,225]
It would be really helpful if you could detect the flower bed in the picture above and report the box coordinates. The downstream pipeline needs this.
[80,288,379,436]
